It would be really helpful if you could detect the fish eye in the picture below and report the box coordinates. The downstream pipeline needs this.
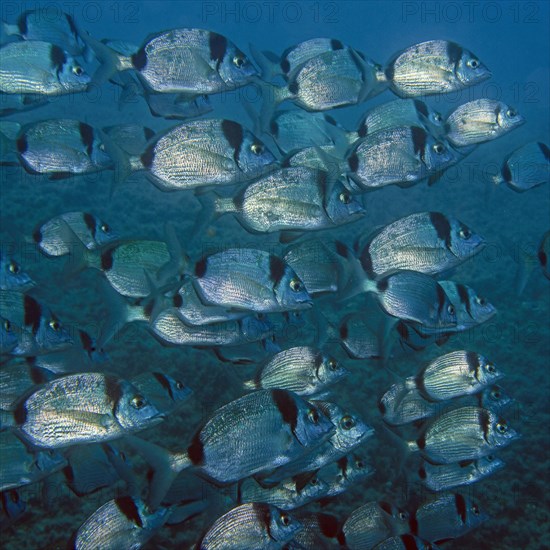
[8,261,20,274]
[120,451,127,461]
[432,142,445,154]
[485,362,497,374]
[506,108,517,117]
[100,223,110,233]
[468,58,480,69]
[280,512,291,526]
[9,491,19,504]
[356,459,365,468]
[491,388,502,399]
[459,227,472,239]
[307,408,319,424]
[328,358,339,371]
[433,112,442,123]
[496,421,508,434]
[233,55,245,68]
[250,142,264,155]
[340,415,355,430]
[131,395,146,409]
[310,477,319,485]
[447,304,455,316]
[398,511,408,520]
[339,191,351,204]
[472,504,480,515]
[475,296,487,306]
[487,454,495,461]
[49,319,61,331]
[289,278,303,292]
[3,319,12,331]
[72,65,84,76]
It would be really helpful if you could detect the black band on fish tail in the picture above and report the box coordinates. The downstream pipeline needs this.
[339,320,349,341]
[418,465,427,479]
[280,58,290,75]
[140,143,155,169]
[194,257,207,278]
[317,513,340,537]
[455,283,471,316]
[416,434,426,449]
[32,227,42,244]
[17,12,28,35]
[131,47,148,71]
[466,350,481,377]
[209,32,227,69]
[30,366,49,384]
[337,455,349,478]
[143,127,155,141]
[63,463,75,484]
[347,152,359,173]
[172,292,183,308]
[268,255,286,284]
[455,493,467,524]
[357,121,368,138]
[414,99,429,119]
[105,375,123,411]
[24,295,42,334]
[396,321,409,340]
[429,212,452,249]
[409,510,419,535]
[411,126,427,163]
[187,431,205,465]
[79,123,95,158]
[402,533,422,550]
[334,240,350,259]
[288,80,299,95]
[478,408,491,443]
[376,278,389,292]
[379,501,393,516]
[538,142,550,161]
[101,248,114,271]
[83,213,97,238]
[360,246,375,279]
[538,248,547,269]
[377,397,386,414]
[293,472,314,492]
[385,63,395,82]
[13,401,27,426]
[436,283,447,317]
[16,135,28,154]
[143,299,155,319]
[253,502,273,539]
[269,119,279,137]
[221,119,244,164]
[330,39,344,50]
[501,162,512,184]
[272,389,298,433]
[313,352,324,377]
[50,45,67,73]
[115,496,143,528]
[153,372,174,400]
[447,41,463,70]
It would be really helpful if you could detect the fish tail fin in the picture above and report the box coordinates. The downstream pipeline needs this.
[380,422,416,476]
[97,130,133,196]
[242,378,259,391]
[241,100,262,138]
[0,409,15,430]
[248,44,282,81]
[503,237,538,296]
[123,436,190,511]
[80,31,131,86]
[0,21,18,40]
[191,192,233,243]
[333,242,372,301]
[59,222,95,280]
[377,315,399,367]
[257,80,292,133]
[157,222,188,283]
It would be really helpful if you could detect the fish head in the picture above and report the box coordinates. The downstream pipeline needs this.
[476,454,505,477]
[462,495,490,530]
[334,411,374,451]
[475,355,504,385]
[434,283,458,328]
[0,256,35,291]
[268,505,303,542]
[274,265,312,310]
[293,398,334,447]
[468,292,497,324]
[325,182,366,225]
[237,130,278,175]
[35,449,67,473]
[240,314,274,342]
[379,501,410,525]
[57,54,91,91]
[1,317,20,352]
[217,43,259,86]
[423,135,456,171]
[496,103,525,131]
[297,474,329,501]
[316,353,349,386]
[448,218,485,259]
[456,49,491,87]
[114,381,163,430]
[2,489,26,518]
[489,415,521,448]
[480,384,514,412]
[347,453,374,481]
[36,313,74,352]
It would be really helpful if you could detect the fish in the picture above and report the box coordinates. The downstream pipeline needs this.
[410,493,488,543]
[417,455,505,492]
[405,351,503,401]
[6,119,115,178]
[237,473,329,510]
[121,119,277,191]
[0,431,67,491]
[192,248,312,312]
[316,453,374,499]
[444,99,525,147]
[103,123,155,156]
[282,144,343,173]
[72,496,171,550]
[0,251,34,291]
[385,40,491,97]
[341,501,410,550]
[495,142,550,192]
[198,503,302,549]
[130,371,192,415]
[1,9,91,60]
[346,126,456,190]
[357,212,485,277]
[373,534,441,550]
[83,28,258,94]
[408,406,520,464]
[331,309,384,360]
[33,211,118,257]
[283,511,343,549]
[126,389,334,508]
[63,443,137,497]
[0,489,26,532]
[5,372,162,449]
[209,167,365,235]
[243,346,348,396]
[0,41,90,94]
[350,99,445,142]
[0,291,73,356]
[0,316,21,354]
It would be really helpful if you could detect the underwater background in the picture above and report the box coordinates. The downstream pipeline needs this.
[0,0,548,548]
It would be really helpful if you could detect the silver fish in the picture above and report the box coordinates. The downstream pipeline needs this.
[333,309,383,360]
[359,212,485,278]
[417,455,505,492]
[409,406,520,464]
[212,167,365,234]
[445,99,524,147]
[385,40,491,97]
[199,503,301,549]
[0,431,67,491]
[412,493,488,543]
[495,141,550,192]
[33,211,117,257]
[0,291,73,356]
[193,248,312,312]
[126,119,276,191]
[346,126,456,190]
[10,372,162,449]
[84,28,258,93]
[0,41,90,94]
[12,119,113,177]
[243,346,348,396]
[405,351,503,401]
[73,496,171,550]
[0,251,34,291]
[342,501,410,550]
[238,473,329,510]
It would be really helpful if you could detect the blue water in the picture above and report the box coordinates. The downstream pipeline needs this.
[0,1,549,548]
